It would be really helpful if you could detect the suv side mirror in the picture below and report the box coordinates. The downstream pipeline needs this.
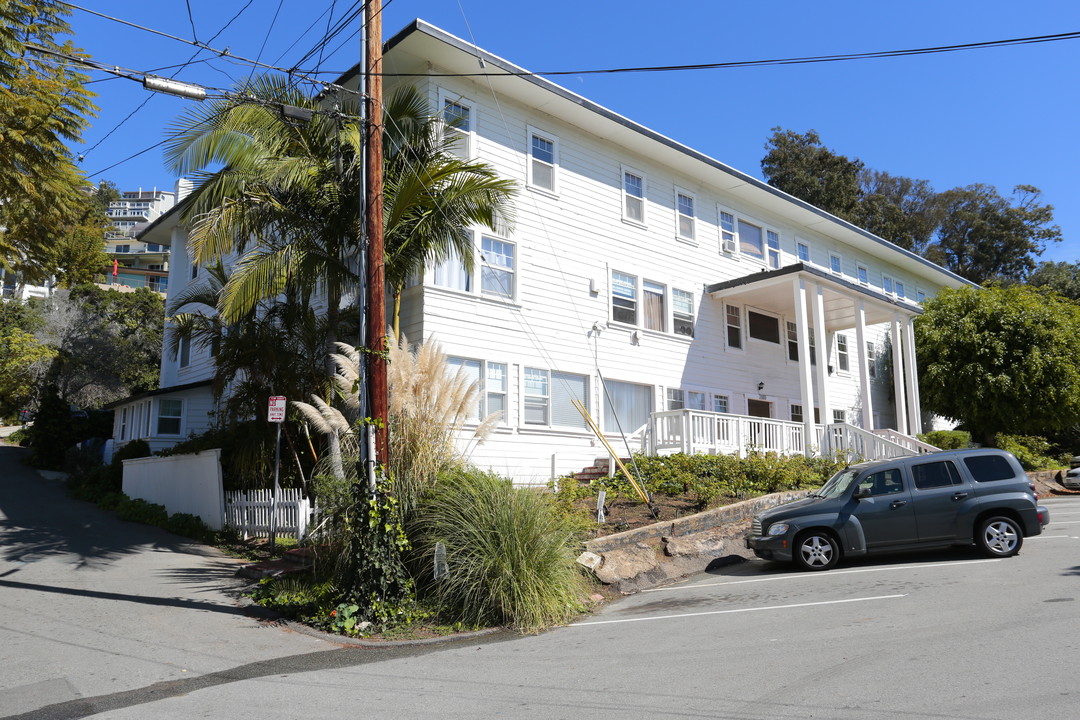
[853,486,872,500]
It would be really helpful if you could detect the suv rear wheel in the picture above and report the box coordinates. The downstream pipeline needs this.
[976,516,1023,557]
[794,530,839,571]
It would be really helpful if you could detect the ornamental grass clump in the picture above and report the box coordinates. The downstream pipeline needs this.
[413,467,586,633]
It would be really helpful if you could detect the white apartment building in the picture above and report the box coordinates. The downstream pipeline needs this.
[110,21,973,483]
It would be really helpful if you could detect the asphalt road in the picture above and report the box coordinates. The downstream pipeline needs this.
[4,441,1078,719]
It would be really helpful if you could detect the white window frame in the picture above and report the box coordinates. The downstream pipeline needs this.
[713,394,730,414]
[178,334,191,368]
[447,357,508,424]
[523,367,589,429]
[882,274,895,296]
[687,391,706,410]
[916,288,927,305]
[725,304,743,351]
[666,388,685,410]
[119,407,128,441]
[786,321,800,362]
[672,288,695,338]
[674,187,696,243]
[766,228,781,269]
[527,125,558,195]
[867,341,877,379]
[480,235,516,300]
[611,270,638,325]
[746,306,782,346]
[829,252,843,276]
[894,279,906,300]
[836,333,850,373]
[718,205,737,255]
[642,279,666,333]
[621,165,646,226]
[857,263,869,286]
[156,398,184,436]
[737,216,765,262]
[439,88,475,159]
[790,404,804,423]
[832,409,847,424]
[796,241,810,263]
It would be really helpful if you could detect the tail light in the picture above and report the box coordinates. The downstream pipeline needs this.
[1029,482,1038,501]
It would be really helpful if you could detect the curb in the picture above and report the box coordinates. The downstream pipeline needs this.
[237,598,504,647]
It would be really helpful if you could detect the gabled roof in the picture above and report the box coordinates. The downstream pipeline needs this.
[336,20,974,291]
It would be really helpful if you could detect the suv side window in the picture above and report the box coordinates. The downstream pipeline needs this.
[859,469,904,496]
[963,455,1015,482]
[912,460,962,490]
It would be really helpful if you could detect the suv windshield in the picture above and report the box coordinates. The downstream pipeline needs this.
[815,468,861,499]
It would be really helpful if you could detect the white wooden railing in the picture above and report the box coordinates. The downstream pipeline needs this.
[224,489,314,540]
[647,410,935,462]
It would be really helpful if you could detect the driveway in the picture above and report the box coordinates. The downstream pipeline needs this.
[0,445,335,717]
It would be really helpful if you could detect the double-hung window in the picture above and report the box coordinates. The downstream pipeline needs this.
[480,236,515,299]
[882,274,895,296]
[643,280,665,332]
[666,388,685,410]
[528,127,557,192]
[797,241,810,262]
[726,304,742,349]
[178,335,191,368]
[433,246,472,292]
[786,321,799,361]
[833,409,846,424]
[718,209,737,254]
[622,167,645,224]
[676,189,695,241]
[867,342,877,378]
[611,271,637,324]
[857,263,869,286]
[447,357,508,422]
[829,252,842,275]
[894,280,905,300]
[790,404,804,423]
[687,391,706,410]
[766,229,781,269]
[747,310,780,344]
[836,333,850,372]
[672,289,694,337]
[524,368,587,429]
[713,394,730,414]
[442,95,473,158]
[602,379,653,433]
[157,398,183,436]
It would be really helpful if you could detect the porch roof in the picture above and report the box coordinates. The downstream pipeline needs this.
[705,263,920,331]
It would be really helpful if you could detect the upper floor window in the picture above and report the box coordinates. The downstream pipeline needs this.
[747,309,780,344]
[738,219,763,260]
[857,263,869,286]
[480,236,515,299]
[611,271,637,324]
[882,274,895,296]
[829,252,842,275]
[528,127,557,193]
[867,342,877,378]
[894,280,905,300]
[643,280,665,332]
[178,335,191,368]
[442,96,473,158]
[797,241,810,262]
[432,246,471,292]
[718,209,737,254]
[676,189,695,241]
[916,288,927,304]
[766,230,781,269]
[836,333,850,372]
[672,288,694,337]
[726,304,742,349]
[786,321,799,361]
[622,167,645,224]
[190,262,199,281]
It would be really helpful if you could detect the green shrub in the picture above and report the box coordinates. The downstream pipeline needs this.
[115,497,169,526]
[996,434,1066,471]
[165,512,215,542]
[413,467,586,633]
[27,389,76,469]
[919,430,971,450]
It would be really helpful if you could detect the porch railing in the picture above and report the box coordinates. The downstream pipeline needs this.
[648,409,935,462]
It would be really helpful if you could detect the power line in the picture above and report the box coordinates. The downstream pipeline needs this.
[314,28,1080,78]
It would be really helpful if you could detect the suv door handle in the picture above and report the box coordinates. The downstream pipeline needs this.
[890,500,907,509]
[952,492,969,501]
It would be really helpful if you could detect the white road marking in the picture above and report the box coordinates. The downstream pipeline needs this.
[1027,535,1080,540]
[1044,520,1080,525]
[643,558,1002,593]
[571,594,908,627]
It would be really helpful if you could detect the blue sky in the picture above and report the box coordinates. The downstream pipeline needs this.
[64,1,1079,263]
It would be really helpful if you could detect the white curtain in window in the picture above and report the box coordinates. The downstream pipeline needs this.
[448,357,482,420]
[433,247,471,291]
[603,380,653,433]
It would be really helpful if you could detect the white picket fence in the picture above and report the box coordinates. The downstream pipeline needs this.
[224,489,315,540]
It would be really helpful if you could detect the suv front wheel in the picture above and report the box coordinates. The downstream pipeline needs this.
[976,516,1023,558]
[794,530,840,571]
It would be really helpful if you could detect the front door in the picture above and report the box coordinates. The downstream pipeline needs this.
[852,468,918,549]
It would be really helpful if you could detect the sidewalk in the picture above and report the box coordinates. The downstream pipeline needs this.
[0,425,25,438]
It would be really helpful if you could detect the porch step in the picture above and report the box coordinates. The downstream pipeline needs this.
[572,458,630,483]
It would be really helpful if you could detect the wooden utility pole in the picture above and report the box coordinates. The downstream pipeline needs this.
[363,0,389,468]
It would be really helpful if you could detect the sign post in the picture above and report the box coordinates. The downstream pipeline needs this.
[268,396,286,547]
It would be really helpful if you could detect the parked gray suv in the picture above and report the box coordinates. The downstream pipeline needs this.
[746,449,1049,571]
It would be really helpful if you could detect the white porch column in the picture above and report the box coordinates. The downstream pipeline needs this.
[891,313,909,434]
[812,284,831,441]
[854,300,874,430]
[903,315,923,434]
[793,278,815,456]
